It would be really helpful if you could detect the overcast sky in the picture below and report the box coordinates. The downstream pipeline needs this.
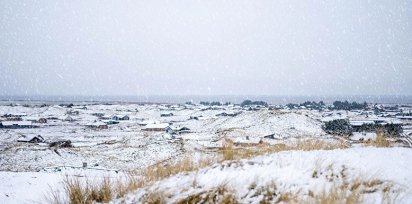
[0,0,411,97]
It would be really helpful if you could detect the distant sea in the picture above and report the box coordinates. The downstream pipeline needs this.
[0,95,412,105]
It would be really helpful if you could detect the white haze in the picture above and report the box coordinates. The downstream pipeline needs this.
[0,0,411,97]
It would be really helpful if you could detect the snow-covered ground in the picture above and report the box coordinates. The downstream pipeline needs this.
[115,147,412,204]
[0,104,325,172]
[0,167,124,204]
[0,103,411,203]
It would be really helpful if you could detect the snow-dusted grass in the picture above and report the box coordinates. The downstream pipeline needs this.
[45,157,216,204]
[141,177,391,204]
[49,138,351,204]
[366,130,391,147]
[112,147,411,204]
[221,138,349,161]
[47,176,114,204]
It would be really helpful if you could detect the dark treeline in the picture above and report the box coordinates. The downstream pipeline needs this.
[286,101,325,110]
[322,119,353,135]
[198,101,231,106]
[240,100,268,107]
[322,119,403,136]
[332,101,368,110]
[193,100,268,107]
[287,100,368,111]
[188,100,368,110]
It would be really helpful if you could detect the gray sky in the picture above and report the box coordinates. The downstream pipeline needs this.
[1,0,411,96]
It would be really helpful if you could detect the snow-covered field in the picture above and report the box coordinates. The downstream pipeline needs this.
[0,102,411,203]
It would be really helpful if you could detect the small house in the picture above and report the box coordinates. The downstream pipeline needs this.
[112,115,130,121]
[216,112,241,117]
[4,117,23,121]
[67,110,80,115]
[1,121,34,129]
[102,120,120,125]
[25,117,47,123]
[92,113,105,117]
[139,120,156,126]
[142,123,170,131]
[86,122,108,129]
[64,116,74,122]
[166,126,191,134]
[3,113,27,118]
[161,113,174,117]
[17,134,45,143]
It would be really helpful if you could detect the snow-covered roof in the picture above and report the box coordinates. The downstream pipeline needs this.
[86,122,107,126]
[1,121,32,126]
[17,134,44,142]
[24,116,40,120]
[349,120,375,126]
[396,116,412,119]
[321,116,347,122]
[143,123,169,129]
[170,126,190,131]
[113,115,128,118]
[5,113,27,117]
[139,120,157,125]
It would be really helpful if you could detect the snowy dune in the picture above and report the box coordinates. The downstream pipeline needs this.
[115,147,412,204]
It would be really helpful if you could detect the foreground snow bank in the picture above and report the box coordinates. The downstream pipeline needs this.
[115,147,412,203]
[0,168,123,204]
[0,171,61,204]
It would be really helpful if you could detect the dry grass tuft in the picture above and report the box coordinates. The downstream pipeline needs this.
[308,177,399,204]
[173,177,391,204]
[219,138,349,161]
[222,138,235,161]
[114,175,146,199]
[46,174,147,204]
[140,191,167,204]
[175,185,238,204]
[47,157,216,204]
[59,176,114,204]
[367,130,391,147]
[143,158,212,181]
[292,139,349,151]
[310,185,362,204]
[246,181,297,204]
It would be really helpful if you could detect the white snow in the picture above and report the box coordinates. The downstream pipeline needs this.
[0,103,411,203]
[116,147,412,204]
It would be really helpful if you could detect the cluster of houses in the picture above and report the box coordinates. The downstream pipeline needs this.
[3,102,411,142]
[0,113,45,129]
[0,107,193,134]
[137,121,190,134]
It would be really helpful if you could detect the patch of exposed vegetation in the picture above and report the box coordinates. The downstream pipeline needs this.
[221,138,349,161]
[366,130,391,147]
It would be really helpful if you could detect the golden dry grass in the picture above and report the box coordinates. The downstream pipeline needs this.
[309,185,362,204]
[367,131,391,147]
[308,178,398,204]
[142,157,214,182]
[174,185,238,204]
[219,138,349,161]
[48,166,400,204]
[48,138,352,204]
[246,181,297,204]
[46,158,216,204]
[51,176,115,204]
[141,177,395,204]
